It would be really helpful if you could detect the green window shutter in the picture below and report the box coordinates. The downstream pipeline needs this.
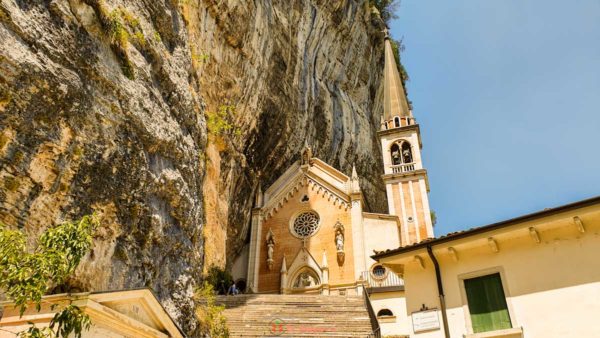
[464,273,512,333]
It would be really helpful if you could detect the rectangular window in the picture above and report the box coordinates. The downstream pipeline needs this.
[464,273,512,333]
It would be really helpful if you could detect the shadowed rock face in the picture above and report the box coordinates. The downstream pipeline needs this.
[0,0,387,335]
[188,1,389,270]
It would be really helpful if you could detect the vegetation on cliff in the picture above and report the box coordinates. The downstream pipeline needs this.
[194,282,229,338]
[370,0,400,24]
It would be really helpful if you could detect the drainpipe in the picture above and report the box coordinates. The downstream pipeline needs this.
[427,245,450,338]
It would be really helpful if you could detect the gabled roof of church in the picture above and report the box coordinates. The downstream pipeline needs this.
[383,33,411,120]
[261,150,360,220]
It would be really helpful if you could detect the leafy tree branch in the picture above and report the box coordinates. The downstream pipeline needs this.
[0,214,99,338]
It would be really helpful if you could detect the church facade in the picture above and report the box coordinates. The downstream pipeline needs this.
[232,34,432,336]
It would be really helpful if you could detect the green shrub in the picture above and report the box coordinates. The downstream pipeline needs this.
[192,52,210,63]
[119,8,140,31]
[108,9,129,48]
[206,105,240,137]
[194,282,229,337]
[133,31,146,48]
[154,31,162,43]
[95,2,139,80]
[72,146,84,158]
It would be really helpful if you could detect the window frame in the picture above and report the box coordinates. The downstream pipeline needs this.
[458,267,518,335]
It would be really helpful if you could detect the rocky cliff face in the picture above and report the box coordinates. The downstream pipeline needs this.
[0,0,387,335]
[185,0,389,270]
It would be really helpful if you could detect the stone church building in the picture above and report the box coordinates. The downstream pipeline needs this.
[232,34,429,334]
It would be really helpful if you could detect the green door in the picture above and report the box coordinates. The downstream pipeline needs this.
[464,273,512,333]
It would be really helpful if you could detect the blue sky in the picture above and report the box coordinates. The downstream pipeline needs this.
[389,0,600,235]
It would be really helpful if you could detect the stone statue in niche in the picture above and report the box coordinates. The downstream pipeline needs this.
[335,229,344,252]
[294,272,316,288]
[266,228,275,271]
[333,221,345,265]
[301,143,313,166]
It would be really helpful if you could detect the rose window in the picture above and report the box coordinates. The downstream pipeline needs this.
[292,212,320,238]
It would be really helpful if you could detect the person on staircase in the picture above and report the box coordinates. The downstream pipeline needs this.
[227,282,240,295]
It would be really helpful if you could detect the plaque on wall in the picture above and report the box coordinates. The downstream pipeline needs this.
[411,309,440,333]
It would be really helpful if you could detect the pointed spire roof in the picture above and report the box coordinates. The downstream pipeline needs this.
[281,256,287,273]
[383,31,411,120]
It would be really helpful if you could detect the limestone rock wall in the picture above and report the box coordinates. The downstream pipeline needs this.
[0,0,388,335]
[184,0,389,269]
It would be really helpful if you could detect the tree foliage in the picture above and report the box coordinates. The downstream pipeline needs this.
[194,282,229,338]
[205,265,233,295]
[0,214,98,337]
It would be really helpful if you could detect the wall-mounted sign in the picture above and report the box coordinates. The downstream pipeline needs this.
[412,309,440,333]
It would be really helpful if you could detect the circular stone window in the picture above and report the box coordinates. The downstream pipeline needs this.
[291,211,320,238]
[371,265,388,280]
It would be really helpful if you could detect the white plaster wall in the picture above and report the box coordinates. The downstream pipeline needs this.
[510,281,600,337]
[363,216,401,269]
[371,291,411,337]
[351,199,368,278]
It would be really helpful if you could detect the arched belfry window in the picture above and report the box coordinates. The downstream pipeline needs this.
[402,142,413,163]
[390,143,401,165]
[394,117,400,128]
[390,140,413,165]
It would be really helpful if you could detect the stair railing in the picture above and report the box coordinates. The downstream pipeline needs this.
[362,284,381,338]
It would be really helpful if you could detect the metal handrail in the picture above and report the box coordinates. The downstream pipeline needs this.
[362,284,381,338]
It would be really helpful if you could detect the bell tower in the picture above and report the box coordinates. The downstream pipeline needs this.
[378,33,434,245]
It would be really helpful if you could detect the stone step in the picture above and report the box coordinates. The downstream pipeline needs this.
[217,294,375,337]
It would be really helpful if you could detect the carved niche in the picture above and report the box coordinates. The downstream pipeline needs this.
[266,228,275,271]
[333,221,345,265]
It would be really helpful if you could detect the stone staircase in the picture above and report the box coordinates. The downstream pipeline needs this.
[216,294,376,337]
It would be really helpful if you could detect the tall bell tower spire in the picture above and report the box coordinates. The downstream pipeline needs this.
[383,30,411,122]
[379,32,434,246]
